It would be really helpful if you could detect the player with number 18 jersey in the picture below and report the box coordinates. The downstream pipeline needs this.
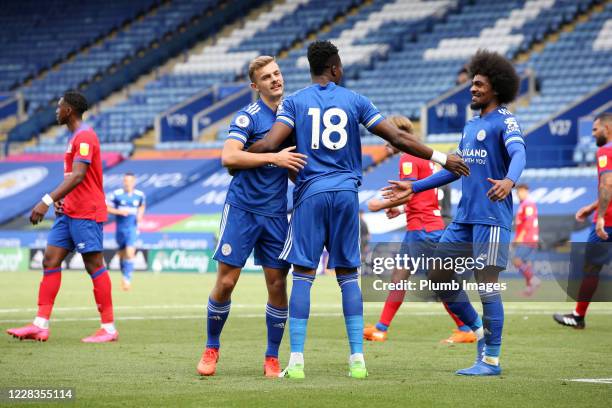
[276,81,383,268]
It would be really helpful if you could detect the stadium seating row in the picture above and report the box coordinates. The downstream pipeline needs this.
[20,0,219,115]
[516,2,612,131]
[0,0,157,92]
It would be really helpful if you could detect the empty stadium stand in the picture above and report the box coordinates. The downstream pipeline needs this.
[0,0,157,92]
[21,0,220,114]
[516,2,612,130]
[345,0,596,121]
[38,0,362,147]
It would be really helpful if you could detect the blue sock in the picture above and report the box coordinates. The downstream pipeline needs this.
[375,322,389,332]
[122,259,134,282]
[479,290,504,361]
[438,288,482,331]
[337,272,363,355]
[120,260,126,277]
[206,297,231,349]
[458,324,471,332]
[289,272,314,353]
[265,303,288,358]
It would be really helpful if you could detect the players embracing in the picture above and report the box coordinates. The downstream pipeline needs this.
[249,40,468,379]
[196,56,307,377]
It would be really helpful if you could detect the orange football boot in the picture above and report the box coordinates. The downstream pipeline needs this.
[441,329,477,344]
[264,356,281,377]
[363,324,388,341]
[197,348,219,376]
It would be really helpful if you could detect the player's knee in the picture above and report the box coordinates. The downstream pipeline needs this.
[125,247,136,259]
[266,276,287,296]
[82,255,104,274]
[42,254,61,270]
[584,263,602,275]
[217,275,238,295]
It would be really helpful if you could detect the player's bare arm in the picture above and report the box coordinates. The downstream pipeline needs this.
[370,119,469,177]
[137,203,146,225]
[384,206,403,219]
[30,161,89,225]
[107,206,129,217]
[247,122,293,154]
[595,172,612,239]
[576,200,598,222]
[368,188,412,212]
[222,138,306,172]
[380,180,414,202]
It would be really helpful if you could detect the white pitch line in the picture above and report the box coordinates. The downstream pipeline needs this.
[566,378,612,384]
[1,303,611,314]
[0,312,346,324]
[2,309,612,324]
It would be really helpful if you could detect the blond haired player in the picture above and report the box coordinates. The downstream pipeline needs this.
[196,56,306,377]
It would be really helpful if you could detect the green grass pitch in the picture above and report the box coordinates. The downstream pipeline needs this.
[1,271,611,407]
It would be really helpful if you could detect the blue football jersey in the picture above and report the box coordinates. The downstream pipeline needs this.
[225,99,289,217]
[107,188,145,229]
[276,82,383,206]
[455,107,525,229]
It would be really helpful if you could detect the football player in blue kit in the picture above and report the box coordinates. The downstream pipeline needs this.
[248,41,469,379]
[384,50,526,376]
[197,56,307,377]
[107,173,145,291]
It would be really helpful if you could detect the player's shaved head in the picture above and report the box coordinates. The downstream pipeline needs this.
[62,90,89,116]
[595,112,612,125]
[468,50,519,105]
[386,115,421,154]
[307,40,340,76]
[388,115,414,134]
[593,112,612,146]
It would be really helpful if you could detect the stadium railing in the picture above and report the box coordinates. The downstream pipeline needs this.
[0,93,24,123]
[155,83,253,143]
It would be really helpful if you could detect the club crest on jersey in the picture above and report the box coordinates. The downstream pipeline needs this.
[599,155,607,168]
[402,162,413,176]
[526,206,534,216]
[79,143,90,156]
[235,115,250,128]
[476,129,486,141]
[221,243,232,256]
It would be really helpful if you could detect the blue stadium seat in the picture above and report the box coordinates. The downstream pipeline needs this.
[0,0,157,92]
